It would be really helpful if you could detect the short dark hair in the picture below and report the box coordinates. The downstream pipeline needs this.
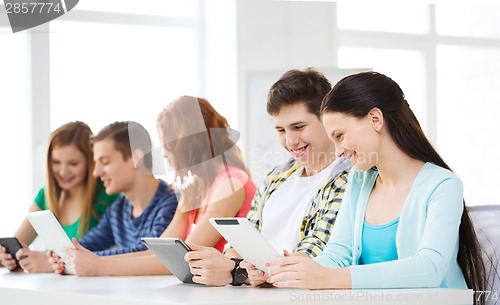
[91,121,153,171]
[267,68,332,118]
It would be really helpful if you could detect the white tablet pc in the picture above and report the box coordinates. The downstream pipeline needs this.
[27,210,75,275]
[141,238,195,284]
[209,218,281,272]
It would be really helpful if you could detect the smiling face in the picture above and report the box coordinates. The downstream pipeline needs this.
[50,145,88,192]
[272,102,335,175]
[322,111,381,171]
[92,138,135,195]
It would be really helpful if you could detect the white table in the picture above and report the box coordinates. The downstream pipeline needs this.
[0,268,473,305]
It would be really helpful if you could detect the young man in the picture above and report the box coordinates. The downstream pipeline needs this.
[50,121,178,275]
[184,68,351,286]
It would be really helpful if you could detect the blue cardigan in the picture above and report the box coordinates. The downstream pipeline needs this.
[315,162,467,289]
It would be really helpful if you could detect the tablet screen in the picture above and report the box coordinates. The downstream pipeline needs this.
[141,238,195,284]
[210,217,281,272]
[27,210,75,274]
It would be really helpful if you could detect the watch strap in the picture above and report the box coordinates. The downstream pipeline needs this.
[230,257,246,286]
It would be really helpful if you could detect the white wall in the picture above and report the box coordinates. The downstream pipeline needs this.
[235,1,500,204]
[237,0,338,182]
[0,0,239,236]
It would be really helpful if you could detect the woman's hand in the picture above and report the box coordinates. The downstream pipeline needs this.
[47,251,65,274]
[0,246,19,271]
[0,246,17,271]
[265,255,351,289]
[16,248,53,273]
[239,260,266,287]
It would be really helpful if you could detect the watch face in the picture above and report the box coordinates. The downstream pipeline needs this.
[234,267,248,285]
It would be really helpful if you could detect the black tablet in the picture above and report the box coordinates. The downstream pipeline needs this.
[141,238,195,284]
[0,237,24,268]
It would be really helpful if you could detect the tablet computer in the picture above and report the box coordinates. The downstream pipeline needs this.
[0,237,24,268]
[141,237,195,284]
[209,217,281,272]
[26,210,75,275]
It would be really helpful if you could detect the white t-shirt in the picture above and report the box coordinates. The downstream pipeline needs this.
[261,160,337,253]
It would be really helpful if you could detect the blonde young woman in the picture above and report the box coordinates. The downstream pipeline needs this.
[48,97,256,276]
[0,121,119,273]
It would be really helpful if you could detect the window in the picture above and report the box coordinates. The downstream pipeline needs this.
[0,0,237,236]
[338,47,427,130]
[337,1,429,34]
[437,45,500,204]
[50,21,199,145]
[335,3,500,204]
[0,29,30,236]
[75,0,196,18]
[436,5,500,39]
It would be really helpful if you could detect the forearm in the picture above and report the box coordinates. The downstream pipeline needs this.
[15,203,42,245]
[223,247,241,259]
[327,267,351,289]
[349,255,446,289]
[15,219,38,245]
[97,254,172,276]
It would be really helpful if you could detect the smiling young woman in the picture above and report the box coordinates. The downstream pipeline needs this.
[0,121,119,273]
[266,71,486,305]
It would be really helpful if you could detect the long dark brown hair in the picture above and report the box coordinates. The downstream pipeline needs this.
[321,71,485,305]
[157,96,250,210]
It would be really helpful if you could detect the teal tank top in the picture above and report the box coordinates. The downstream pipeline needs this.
[360,217,399,265]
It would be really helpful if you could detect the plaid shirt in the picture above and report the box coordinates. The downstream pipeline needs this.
[245,157,351,258]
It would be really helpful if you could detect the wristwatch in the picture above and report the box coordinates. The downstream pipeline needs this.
[230,257,248,286]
